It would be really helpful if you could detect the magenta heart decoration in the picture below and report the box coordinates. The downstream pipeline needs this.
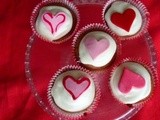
[63,75,91,100]
[118,68,146,94]
[84,37,110,60]
[111,9,136,32]
[42,12,66,34]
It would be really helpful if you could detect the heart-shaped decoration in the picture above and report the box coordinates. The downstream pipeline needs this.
[84,37,110,60]
[63,75,91,100]
[111,9,136,32]
[42,12,66,34]
[118,68,146,93]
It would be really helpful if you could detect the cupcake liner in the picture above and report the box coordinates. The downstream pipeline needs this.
[109,58,157,107]
[102,0,150,40]
[47,65,101,120]
[72,23,121,70]
[30,0,80,44]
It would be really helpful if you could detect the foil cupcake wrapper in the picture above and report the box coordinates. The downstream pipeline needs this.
[47,65,101,120]
[30,0,80,44]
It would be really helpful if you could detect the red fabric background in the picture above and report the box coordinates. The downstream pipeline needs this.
[0,0,160,120]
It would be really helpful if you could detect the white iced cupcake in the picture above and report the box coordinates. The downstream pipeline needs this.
[103,0,149,39]
[110,59,156,105]
[48,65,100,119]
[73,24,119,70]
[31,0,79,43]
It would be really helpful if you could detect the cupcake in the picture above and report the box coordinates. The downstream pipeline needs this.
[110,59,155,105]
[31,0,79,43]
[48,65,100,119]
[73,24,119,70]
[103,0,149,39]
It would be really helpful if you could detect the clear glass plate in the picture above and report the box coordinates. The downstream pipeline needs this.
[25,1,157,120]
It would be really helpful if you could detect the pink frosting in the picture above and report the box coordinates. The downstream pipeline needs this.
[118,68,146,93]
[42,12,66,34]
[63,75,91,100]
[84,37,110,60]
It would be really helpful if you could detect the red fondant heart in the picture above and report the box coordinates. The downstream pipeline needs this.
[42,12,66,34]
[118,68,145,93]
[63,75,91,100]
[84,37,110,60]
[111,9,136,32]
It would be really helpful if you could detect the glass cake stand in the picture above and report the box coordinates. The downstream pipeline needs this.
[25,0,157,120]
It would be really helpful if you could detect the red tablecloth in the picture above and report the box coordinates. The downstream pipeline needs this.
[0,0,160,120]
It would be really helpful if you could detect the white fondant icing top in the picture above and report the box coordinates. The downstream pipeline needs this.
[36,6,73,41]
[51,70,95,112]
[79,31,117,68]
[105,1,142,36]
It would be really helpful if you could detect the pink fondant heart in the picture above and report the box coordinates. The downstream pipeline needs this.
[42,12,66,34]
[84,37,110,60]
[118,68,146,94]
[111,9,136,32]
[63,76,91,100]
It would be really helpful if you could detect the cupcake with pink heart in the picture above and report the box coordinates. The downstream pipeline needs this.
[48,65,100,119]
[30,0,79,43]
[110,58,157,106]
[73,24,120,70]
[102,0,149,39]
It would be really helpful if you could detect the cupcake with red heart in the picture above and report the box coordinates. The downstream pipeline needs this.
[73,24,120,70]
[110,58,156,106]
[103,0,149,39]
[30,0,79,43]
[48,65,100,119]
